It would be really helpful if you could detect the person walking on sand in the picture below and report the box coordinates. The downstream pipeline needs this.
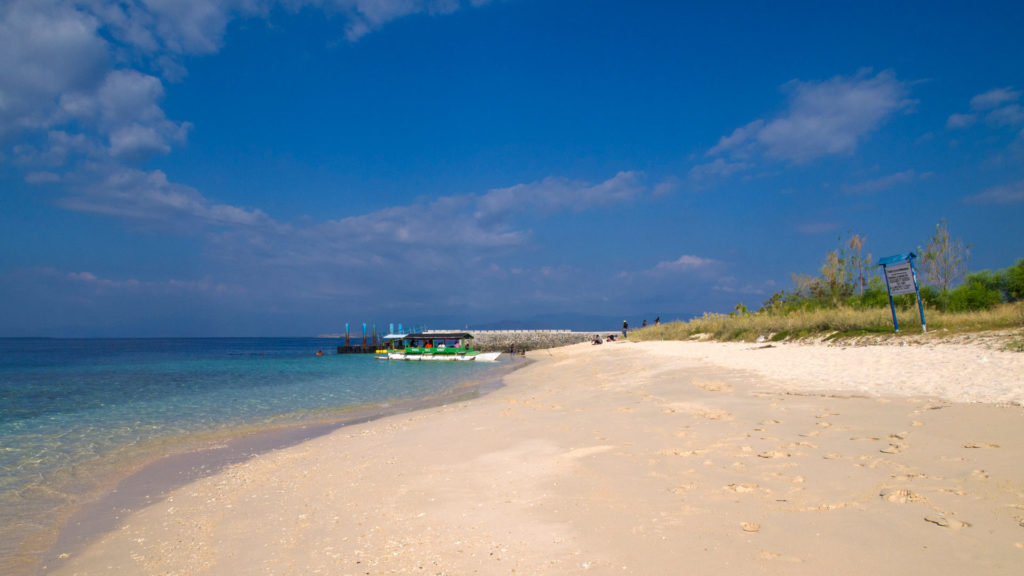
[622,320,628,338]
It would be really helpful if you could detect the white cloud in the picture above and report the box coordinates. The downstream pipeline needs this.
[652,175,681,197]
[60,167,273,227]
[948,87,1023,134]
[986,104,1024,127]
[757,70,911,162]
[14,131,100,166]
[843,169,917,194]
[688,158,749,181]
[0,0,109,133]
[706,120,763,157]
[24,171,61,184]
[2,0,481,171]
[650,254,718,274]
[963,180,1024,205]
[969,87,1021,110]
[796,221,841,235]
[54,167,645,305]
[946,112,976,130]
[474,171,646,222]
[703,70,911,170]
[308,0,460,41]
[68,268,234,294]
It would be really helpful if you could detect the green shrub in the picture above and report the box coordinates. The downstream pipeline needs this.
[847,286,890,309]
[948,273,1003,312]
[917,285,946,310]
[1004,258,1024,302]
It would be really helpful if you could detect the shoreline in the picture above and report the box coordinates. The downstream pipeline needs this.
[44,340,1024,574]
[13,358,525,576]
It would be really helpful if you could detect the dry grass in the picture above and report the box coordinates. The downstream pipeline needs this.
[631,303,1024,350]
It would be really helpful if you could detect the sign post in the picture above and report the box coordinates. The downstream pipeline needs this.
[878,252,926,333]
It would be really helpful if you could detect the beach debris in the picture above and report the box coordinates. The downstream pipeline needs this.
[741,522,761,532]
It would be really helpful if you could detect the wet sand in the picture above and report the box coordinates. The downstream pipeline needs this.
[45,339,1024,575]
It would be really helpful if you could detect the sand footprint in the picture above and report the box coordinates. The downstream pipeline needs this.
[880,435,906,454]
[740,521,761,533]
[696,380,733,393]
[963,443,1000,449]
[725,482,760,493]
[879,488,927,504]
[925,514,971,529]
[757,450,790,459]
[671,483,697,494]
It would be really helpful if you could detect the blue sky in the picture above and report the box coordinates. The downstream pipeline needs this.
[2,0,1023,336]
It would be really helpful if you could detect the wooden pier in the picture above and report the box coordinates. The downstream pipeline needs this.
[335,344,378,354]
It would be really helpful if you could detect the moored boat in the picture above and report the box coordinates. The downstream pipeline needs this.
[375,332,501,362]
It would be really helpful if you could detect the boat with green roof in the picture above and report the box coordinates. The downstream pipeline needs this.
[375,332,502,362]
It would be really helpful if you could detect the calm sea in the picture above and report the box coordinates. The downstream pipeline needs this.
[0,337,507,574]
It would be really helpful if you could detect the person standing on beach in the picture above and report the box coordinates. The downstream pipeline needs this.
[622,320,628,338]
[642,319,647,328]
[655,316,660,326]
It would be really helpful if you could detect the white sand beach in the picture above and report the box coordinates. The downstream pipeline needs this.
[46,339,1024,575]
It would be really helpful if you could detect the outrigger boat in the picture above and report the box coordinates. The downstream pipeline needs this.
[376,332,501,362]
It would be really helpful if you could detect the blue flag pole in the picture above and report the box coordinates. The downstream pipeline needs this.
[910,256,927,333]
[881,262,899,333]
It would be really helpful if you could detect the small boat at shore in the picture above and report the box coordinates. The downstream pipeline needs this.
[376,332,502,362]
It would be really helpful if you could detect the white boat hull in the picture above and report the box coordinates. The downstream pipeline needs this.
[383,351,502,362]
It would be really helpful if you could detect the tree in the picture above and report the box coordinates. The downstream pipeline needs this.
[820,248,853,305]
[919,219,969,293]
[848,234,872,295]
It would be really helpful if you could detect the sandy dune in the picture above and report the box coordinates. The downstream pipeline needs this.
[47,339,1024,575]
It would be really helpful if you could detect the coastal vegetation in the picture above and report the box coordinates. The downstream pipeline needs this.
[632,221,1024,349]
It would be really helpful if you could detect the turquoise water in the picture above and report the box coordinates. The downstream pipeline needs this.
[0,337,505,573]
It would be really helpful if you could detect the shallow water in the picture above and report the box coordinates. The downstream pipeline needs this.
[0,338,504,574]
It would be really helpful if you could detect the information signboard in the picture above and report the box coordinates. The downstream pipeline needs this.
[878,252,926,333]
[883,262,917,295]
